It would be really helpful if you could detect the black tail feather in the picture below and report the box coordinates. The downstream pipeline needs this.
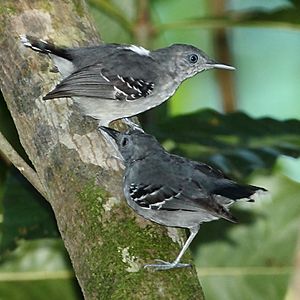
[213,183,267,201]
[20,35,72,60]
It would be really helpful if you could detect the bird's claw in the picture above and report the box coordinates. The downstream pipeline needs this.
[123,118,144,132]
[144,259,191,270]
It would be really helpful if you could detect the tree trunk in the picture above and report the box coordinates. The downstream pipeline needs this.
[0,1,204,299]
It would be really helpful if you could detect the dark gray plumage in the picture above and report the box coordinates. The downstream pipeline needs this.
[99,126,266,270]
[20,35,234,126]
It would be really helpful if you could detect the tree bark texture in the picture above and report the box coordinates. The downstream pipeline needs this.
[0,1,204,299]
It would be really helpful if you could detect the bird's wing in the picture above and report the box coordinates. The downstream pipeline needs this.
[128,181,236,223]
[191,161,227,179]
[170,154,227,179]
[44,49,158,100]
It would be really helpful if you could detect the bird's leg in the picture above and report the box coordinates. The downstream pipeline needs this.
[123,117,144,132]
[144,226,199,271]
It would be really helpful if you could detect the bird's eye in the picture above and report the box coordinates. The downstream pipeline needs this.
[188,54,198,64]
[121,137,128,147]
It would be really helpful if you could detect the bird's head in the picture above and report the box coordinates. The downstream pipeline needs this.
[155,44,235,80]
[99,126,163,163]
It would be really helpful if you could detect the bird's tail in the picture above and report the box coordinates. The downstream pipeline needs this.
[213,183,267,223]
[20,35,72,60]
[214,183,267,202]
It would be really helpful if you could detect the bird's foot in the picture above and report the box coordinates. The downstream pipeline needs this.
[144,259,191,271]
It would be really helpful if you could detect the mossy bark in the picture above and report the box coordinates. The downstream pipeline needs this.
[0,0,204,299]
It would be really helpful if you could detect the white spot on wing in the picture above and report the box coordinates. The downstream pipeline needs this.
[114,86,128,97]
[126,82,133,88]
[100,70,110,82]
[117,75,125,82]
[133,194,147,202]
[150,200,165,210]
[133,86,141,93]
[124,45,150,56]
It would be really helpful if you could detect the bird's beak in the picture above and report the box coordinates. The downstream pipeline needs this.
[99,126,120,141]
[205,59,235,71]
[210,63,235,71]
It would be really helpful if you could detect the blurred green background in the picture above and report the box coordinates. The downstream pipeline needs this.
[1,0,300,299]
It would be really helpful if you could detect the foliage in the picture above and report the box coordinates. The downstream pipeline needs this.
[195,174,300,300]
[1,170,59,254]
[1,0,300,299]
[148,109,300,179]
[0,239,82,300]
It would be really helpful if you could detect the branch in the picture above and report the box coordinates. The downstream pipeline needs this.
[0,131,47,198]
[156,16,300,34]
[0,0,204,299]
[88,0,134,36]
[210,0,236,113]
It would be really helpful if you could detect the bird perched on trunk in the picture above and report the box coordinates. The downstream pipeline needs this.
[99,126,266,270]
[20,35,234,127]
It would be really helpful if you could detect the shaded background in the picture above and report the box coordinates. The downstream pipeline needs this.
[0,0,300,299]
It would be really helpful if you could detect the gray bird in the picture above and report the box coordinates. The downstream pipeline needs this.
[99,126,266,271]
[20,35,234,127]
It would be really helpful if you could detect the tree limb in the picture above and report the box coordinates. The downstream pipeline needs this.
[0,130,47,198]
[0,0,204,299]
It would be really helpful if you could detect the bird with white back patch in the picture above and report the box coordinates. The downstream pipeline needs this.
[20,35,235,128]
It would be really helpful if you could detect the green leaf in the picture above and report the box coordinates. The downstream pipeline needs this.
[0,169,59,255]
[232,5,300,29]
[87,0,134,41]
[158,5,300,33]
[0,239,82,300]
[148,109,300,179]
[193,174,300,300]
[0,159,7,200]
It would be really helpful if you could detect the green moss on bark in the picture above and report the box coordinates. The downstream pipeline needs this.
[0,4,16,15]
[0,0,204,298]
[77,182,204,299]
[72,0,86,17]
